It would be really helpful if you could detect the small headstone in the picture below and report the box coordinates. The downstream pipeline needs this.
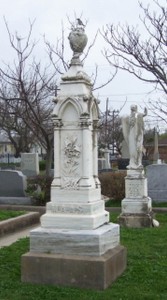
[21,153,39,177]
[147,164,167,202]
[98,158,106,171]
[0,170,27,197]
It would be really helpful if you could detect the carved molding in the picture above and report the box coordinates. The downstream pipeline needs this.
[52,118,63,128]
[79,118,92,128]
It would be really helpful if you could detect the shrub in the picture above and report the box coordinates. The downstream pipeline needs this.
[39,160,46,171]
[99,171,126,200]
[26,175,53,206]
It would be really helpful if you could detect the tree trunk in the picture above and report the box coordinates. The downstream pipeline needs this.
[45,146,53,176]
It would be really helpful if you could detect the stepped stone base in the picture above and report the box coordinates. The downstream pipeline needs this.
[118,212,154,228]
[21,245,127,290]
[29,223,119,256]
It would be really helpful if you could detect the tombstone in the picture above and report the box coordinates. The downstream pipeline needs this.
[98,158,106,171]
[0,170,31,205]
[98,148,112,172]
[118,105,155,228]
[147,163,167,203]
[21,153,39,177]
[21,22,126,290]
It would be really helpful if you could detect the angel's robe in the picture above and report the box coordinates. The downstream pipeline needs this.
[122,112,144,169]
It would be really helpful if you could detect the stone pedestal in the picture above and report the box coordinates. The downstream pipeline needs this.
[21,246,126,290]
[21,24,126,290]
[118,169,154,228]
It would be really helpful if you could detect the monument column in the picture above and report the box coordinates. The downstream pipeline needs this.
[93,119,100,186]
[52,117,62,186]
[21,19,127,290]
[79,117,93,187]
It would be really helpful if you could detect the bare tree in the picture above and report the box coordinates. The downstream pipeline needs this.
[102,0,167,120]
[0,20,56,175]
[98,103,123,155]
[0,18,118,175]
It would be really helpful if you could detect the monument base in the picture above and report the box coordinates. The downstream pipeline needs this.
[21,245,127,290]
[118,212,154,228]
[29,223,120,256]
[119,168,155,228]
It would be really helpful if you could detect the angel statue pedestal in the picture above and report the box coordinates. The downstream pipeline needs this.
[118,105,155,228]
[21,20,126,290]
[118,168,154,228]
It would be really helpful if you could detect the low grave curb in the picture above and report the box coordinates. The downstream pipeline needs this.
[0,211,40,237]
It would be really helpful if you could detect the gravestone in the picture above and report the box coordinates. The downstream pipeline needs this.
[22,22,126,290]
[98,158,106,171]
[147,163,167,202]
[0,170,31,205]
[21,153,39,177]
[118,105,155,228]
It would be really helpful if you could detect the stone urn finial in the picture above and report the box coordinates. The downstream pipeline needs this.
[68,19,88,65]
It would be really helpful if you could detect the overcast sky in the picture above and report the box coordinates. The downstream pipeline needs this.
[0,0,166,131]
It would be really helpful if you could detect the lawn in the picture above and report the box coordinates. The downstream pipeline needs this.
[0,210,26,221]
[105,199,167,208]
[0,213,166,300]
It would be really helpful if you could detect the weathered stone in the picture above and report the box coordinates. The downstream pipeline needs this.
[119,213,154,228]
[0,212,40,236]
[21,23,126,289]
[21,245,127,290]
[30,223,120,256]
[118,166,154,228]
[21,153,39,177]
[0,170,27,197]
[147,164,167,202]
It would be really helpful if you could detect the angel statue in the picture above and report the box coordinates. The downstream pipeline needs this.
[122,105,147,169]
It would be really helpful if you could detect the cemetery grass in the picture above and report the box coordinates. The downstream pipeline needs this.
[0,213,167,300]
[0,210,26,221]
[105,199,167,208]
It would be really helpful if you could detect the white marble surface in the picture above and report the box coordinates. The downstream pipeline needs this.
[46,200,105,215]
[50,187,101,203]
[30,223,120,256]
[41,210,109,230]
[121,197,152,214]
[125,177,148,199]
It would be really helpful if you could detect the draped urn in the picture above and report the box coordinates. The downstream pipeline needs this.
[68,27,88,62]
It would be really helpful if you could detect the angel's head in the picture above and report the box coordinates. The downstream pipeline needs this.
[130,104,138,113]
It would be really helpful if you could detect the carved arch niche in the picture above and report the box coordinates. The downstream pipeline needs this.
[60,98,81,123]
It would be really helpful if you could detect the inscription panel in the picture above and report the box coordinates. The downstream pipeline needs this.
[126,180,143,198]
[47,202,103,215]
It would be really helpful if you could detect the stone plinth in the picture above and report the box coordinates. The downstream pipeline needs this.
[118,168,154,228]
[41,199,109,230]
[29,223,120,256]
[21,246,127,290]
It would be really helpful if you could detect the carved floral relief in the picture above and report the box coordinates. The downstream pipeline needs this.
[62,135,81,189]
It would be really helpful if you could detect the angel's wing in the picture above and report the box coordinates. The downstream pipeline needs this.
[122,115,129,145]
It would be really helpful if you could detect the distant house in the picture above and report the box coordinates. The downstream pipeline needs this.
[145,137,167,162]
[0,134,15,155]
[0,132,46,161]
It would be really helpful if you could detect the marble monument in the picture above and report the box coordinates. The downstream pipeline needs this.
[21,19,126,290]
[119,105,155,227]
